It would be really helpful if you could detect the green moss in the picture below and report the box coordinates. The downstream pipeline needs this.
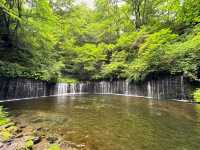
[25,139,34,150]
[48,144,61,150]
[57,76,78,84]
[193,89,200,102]
[7,125,17,133]
[0,129,12,141]
[0,106,14,142]
[0,119,9,126]
[0,106,10,126]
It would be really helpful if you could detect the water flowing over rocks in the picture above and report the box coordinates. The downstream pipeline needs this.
[0,76,193,101]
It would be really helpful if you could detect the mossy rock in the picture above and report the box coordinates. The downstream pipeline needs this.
[0,118,10,126]
[0,129,12,142]
[25,139,34,150]
[48,144,61,150]
[0,124,17,142]
[0,107,10,126]
[7,125,17,133]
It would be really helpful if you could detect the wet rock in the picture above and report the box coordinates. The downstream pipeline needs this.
[15,134,23,138]
[76,144,86,148]
[0,142,4,148]
[47,136,58,144]
[19,125,27,129]
[4,123,15,129]
[68,142,77,147]
[35,127,49,132]
[60,141,85,150]
[31,118,43,123]
[33,136,41,144]
[13,121,18,125]
[60,132,64,136]
[37,127,44,131]
[63,141,86,148]
[16,128,22,134]
[43,128,49,132]
[33,129,46,138]
[6,140,12,145]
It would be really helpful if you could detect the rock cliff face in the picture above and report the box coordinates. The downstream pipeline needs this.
[0,76,193,101]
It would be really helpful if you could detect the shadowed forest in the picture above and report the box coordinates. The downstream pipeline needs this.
[0,0,200,83]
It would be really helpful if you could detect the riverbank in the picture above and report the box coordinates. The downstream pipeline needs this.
[0,106,86,150]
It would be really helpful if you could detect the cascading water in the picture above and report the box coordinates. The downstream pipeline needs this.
[79,83,83,94]
[0,76,191,101]
[0,78,50,100]
[180,76,185,100]
[56,83,69,95]
[125,79,129,95]
[77,76,188,100]
[147,81,152,98]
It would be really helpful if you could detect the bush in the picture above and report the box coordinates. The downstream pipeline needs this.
[0,60,65,82]
[193,89,200,102]
[101,62,128,79]
[128,29,177,80]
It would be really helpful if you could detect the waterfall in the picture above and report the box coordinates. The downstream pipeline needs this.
[57,83,69,95]
[180,76,185,100]
[79,83,83,93]
[125,79,129,95]
[0,76,192,101]
[147,81,152,98]
[70,84,75,93]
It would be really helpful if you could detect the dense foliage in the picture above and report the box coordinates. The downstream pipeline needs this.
[0,0,200,82]
[193,89,200,103]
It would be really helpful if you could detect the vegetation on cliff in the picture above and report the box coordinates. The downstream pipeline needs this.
[193,89,200,102]
[0,0,199,82]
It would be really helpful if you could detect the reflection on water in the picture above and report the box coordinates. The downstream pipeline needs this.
[2,95,200,150]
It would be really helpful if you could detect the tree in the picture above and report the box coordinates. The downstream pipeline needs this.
[0,0,23,48]
[0,0,199,83]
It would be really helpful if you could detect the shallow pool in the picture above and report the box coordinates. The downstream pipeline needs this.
[2,95,200,150]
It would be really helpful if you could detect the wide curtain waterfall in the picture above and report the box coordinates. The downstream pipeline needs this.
[0,76,192,101]
[72,76,189,100]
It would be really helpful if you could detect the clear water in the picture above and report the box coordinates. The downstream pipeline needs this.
[2,95,200,150]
